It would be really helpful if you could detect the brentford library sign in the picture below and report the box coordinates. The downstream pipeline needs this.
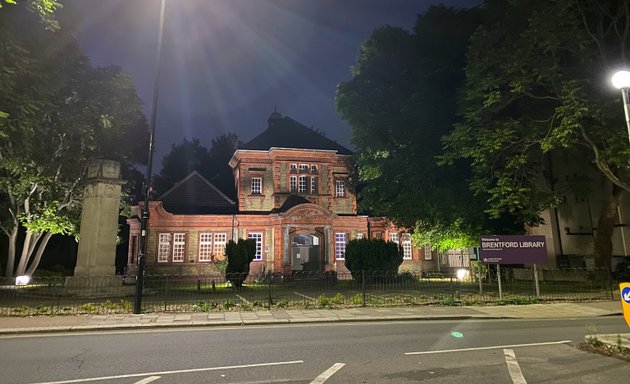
[479,235,547,264]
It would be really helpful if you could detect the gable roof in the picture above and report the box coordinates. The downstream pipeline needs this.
[158,171,237,214]
[239,112,353,155]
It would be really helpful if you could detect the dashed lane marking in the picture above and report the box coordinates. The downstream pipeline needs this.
[27,360,304,384]
[310,363,345,384]
[133,376,161,384]
[504,349,527,384]
[404,340,571,355]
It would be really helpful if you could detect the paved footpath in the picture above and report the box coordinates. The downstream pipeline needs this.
[0,301,625,335]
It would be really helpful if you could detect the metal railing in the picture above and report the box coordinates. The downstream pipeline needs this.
[0,268,614,316]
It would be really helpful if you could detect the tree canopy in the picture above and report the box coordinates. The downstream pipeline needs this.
[336,5,521,251]
[442,0,630,268]
[0,6,149,277]
[153,133,240,199]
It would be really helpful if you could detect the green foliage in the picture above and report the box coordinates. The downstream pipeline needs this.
[0,0,61,30]
[336,5,520,242]
[442,0,630,269]
[153,134,240,198]
[317,293,346,308]
[344,238,403,279]
[496,296,540,306]
[225,239,256,287]
[0,6,148,276]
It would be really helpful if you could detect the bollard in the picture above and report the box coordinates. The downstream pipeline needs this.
[212,280,216,292]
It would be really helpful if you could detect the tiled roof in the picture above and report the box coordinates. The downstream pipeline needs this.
[271,195,311,213]
[158,171,237,214]
[239,113,353,155]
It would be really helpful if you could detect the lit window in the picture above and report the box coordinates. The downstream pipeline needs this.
[298,176,308,193]
[290,164,297,173]
[290,176,297,192]
[311,176,318,194]
[198,233,213,262]
[335,233,347,260]
[158,233,171,263]
[213,233,227,260]
[424,244,432,260]
[311,165,318,174]
[172,233,186,262]
[390,233,399,243]
[248,232,263,261]
[299,164,309,173]
[335,180,345,197]
[356,233,365,239]
[251,177,262,195]
[401,233,412,260]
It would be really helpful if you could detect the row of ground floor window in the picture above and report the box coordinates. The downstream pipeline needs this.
[127,202,438,275]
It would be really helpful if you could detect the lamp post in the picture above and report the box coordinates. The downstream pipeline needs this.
[612,70,630,146]
[134,0,167,314]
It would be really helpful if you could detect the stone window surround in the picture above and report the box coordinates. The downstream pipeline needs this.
[157,232,187,263]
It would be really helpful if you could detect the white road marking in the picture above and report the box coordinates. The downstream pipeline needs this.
[236,294,251,304]
[310,363,345,384]
[405,340,571,355]
[27,360,304,384]
[504,349,527,384]
[133,376,161,384]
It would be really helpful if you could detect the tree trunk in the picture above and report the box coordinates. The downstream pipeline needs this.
[593,179,624,274]
[4,223,18,278]
[25,232,53,276]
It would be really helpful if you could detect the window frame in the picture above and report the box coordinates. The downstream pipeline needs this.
[247,232,264,261]
[335,232,348,260]
[251,177,262,195]
[401,233,412,260]
[157,232,187,263]
[298,175,308,193]
[198,232,213,262]
[290,176,297,192]
[335,180,345,197]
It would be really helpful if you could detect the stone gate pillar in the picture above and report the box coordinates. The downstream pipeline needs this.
[66,160,129,296]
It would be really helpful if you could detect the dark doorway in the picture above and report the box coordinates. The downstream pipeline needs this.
[291,234,322,272]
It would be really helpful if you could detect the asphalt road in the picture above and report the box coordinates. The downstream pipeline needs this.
[0,317,628,384]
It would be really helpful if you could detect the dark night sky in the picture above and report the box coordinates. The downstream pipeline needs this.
[61,0,482,166]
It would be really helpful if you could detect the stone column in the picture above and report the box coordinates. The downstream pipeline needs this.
[66,160,130,296]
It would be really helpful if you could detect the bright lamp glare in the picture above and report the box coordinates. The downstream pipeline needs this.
[456,269,469,280]
[15,275,30,286]
[611,70,630,90]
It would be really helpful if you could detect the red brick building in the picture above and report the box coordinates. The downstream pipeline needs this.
[127,112,429,275]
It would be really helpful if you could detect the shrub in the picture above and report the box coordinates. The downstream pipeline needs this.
[225,239,256,287]
[344,238,403,281]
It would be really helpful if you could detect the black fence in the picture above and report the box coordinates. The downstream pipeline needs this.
[0,268,615,316]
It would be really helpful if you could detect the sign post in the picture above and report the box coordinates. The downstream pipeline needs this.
[621,283,630,329]
[497,264,503,299]
[533,264,540,297]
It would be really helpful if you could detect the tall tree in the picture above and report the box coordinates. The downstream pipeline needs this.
[0,0,61,30]
[209,133,241,200]
[153,133,240,199]
[153,138,213,196]
[336,5,518,250]
[443,0,630,270]
[0,6,149,277]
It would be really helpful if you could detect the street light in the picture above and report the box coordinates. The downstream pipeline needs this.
[612,70,630,146]
[134,0,167,314]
